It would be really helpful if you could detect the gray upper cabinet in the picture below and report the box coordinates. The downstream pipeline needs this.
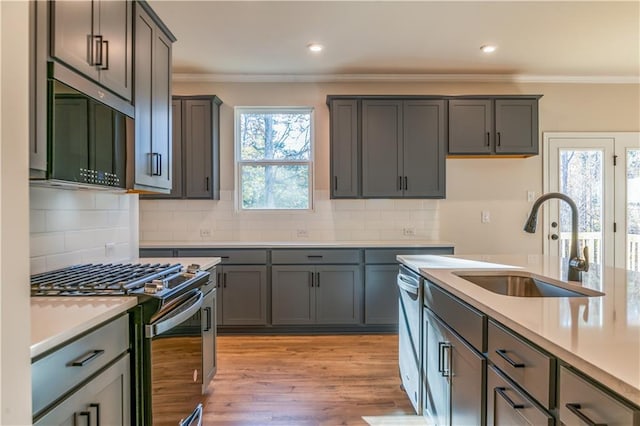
[362,100,403,197]
[133,3,175,193]
[50,0,132,100]
[362,99,446,198]
[330,99,359,198]
[448,97,540,156]
[142,96,222,199]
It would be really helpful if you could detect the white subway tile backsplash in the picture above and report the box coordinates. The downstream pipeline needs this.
[137,190,442,244]
[30,187,136,273]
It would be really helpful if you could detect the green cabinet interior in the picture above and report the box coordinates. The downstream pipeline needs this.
[142,95,222,199]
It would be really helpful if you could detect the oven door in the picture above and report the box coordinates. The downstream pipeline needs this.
[146,289,204,426]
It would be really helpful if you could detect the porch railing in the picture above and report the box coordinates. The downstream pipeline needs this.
[559,232,640,271]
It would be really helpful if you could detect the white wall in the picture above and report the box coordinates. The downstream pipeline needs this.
[139,81,640,254]
[1,1,32,423]
[29,188,139,274]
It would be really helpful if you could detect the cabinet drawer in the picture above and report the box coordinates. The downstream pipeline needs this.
[176,249,267,264]
[424,280,485,352]
[139,248,175,257]
[488,319,555,409]
[364,247,454,264]
[271,249,361,264]
[487,365,553,426]
[559,366,640,426]
[32,315,130,416]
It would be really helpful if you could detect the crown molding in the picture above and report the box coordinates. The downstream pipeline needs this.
[173,73,640,84]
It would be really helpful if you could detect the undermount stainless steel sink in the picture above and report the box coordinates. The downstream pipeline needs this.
[454,273,604,297]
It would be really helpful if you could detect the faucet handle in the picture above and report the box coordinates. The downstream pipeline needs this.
[582,246,590,272]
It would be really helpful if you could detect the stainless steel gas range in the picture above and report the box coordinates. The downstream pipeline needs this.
[31,262,215,426]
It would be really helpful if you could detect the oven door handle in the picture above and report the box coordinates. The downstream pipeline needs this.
[180,403,203,426]
[145,291,204,338]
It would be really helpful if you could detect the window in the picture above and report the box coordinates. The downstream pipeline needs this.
[235,107,313,210]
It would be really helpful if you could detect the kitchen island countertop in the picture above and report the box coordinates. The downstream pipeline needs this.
[398,254,640,407]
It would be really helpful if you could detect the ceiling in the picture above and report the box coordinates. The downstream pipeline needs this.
[148,1,640,83]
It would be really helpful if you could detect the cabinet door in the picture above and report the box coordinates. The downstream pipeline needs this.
[34,355,130,426]
[495,99,538,155]
[184,99,214,198]
[133,6,172,192]
[330,99,359,198]
[448,322,486,426]
[448,99,493,154]
[315,265,362,324]
[50,1,99,83]
[272,266,315,325]
[423,308,450,425]
[221,266,267,325]
[364,265,398,325]
[362,100,402,197]
[201,289,216,391]
[487,365,554,426]
[96,0,132,100]
[151,29,173,191]
[403,100,446,198]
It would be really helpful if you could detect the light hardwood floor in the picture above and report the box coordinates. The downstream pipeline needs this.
[202,334,416,425]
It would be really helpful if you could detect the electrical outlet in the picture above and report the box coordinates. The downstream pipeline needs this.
[200,229,212,238]
[481,211,491,223]
[296,229,309,238]
[403,227,416,236]
[105,242,115,257]
[527,191,536,202]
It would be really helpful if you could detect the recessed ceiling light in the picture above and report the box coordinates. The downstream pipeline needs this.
[308,43,324,53]
[480,45,497,53]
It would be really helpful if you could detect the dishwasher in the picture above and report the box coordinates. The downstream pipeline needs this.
[397,264,423,414]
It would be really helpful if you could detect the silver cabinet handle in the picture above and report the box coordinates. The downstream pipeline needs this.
[69,349,105,367]
[89,403,101,426]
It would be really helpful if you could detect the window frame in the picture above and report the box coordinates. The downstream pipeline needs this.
[234,106,315,212]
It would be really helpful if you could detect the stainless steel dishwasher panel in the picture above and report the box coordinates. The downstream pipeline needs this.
[397,265,423,414]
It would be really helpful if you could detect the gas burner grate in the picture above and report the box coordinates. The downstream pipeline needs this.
[30,263,183,296]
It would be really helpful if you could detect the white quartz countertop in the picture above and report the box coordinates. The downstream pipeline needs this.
[133,256,221,270]
[140,240,455,249]
[398,254,640,407]
[31,297,137,359]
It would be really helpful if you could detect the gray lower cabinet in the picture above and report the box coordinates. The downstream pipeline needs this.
[34,355,130,426]
[216,265,267,326]
[132,2,175,193]
[201,285,217,392]
[558,365,640,426]
[32,315,131,424]
[364,265,398,324]
[272,265,363,325]
[362,99,446,198]
[487,365,553,426]
[423,307,485,426]
[448,97,540,156]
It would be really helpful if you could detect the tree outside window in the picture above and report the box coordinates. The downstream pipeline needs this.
[235,107,313,210]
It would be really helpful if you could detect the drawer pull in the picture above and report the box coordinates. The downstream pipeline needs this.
[307,255,323,259]
[496,349,525,368]
[495,387,524,410]
[69,349,105,367]
[75,410,91,426]
[566,403,607,426]
[89,403,101,426]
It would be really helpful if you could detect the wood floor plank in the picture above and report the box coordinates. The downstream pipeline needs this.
[202,334,415,425]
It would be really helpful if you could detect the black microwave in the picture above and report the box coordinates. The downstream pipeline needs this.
[32,79,133,190]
